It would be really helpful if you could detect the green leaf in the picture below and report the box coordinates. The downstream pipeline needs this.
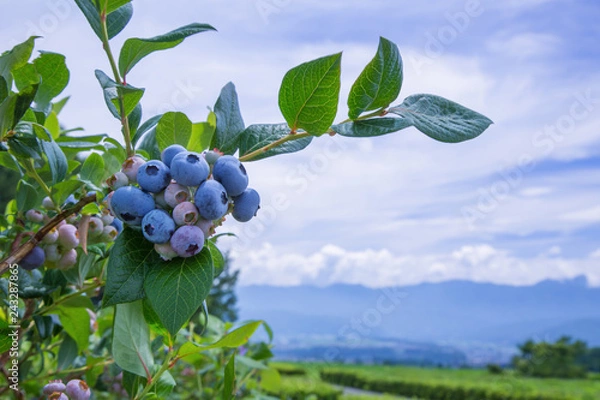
[278,53,342,135]
[142,299,171,340]
[136,127,161,160]
[332,117,412,137]
[223,354,235,400]
[0,36,37,86]
[56,305,90,351]
[132,114,162,146]
[32,52,70,108]
[52,96,70,115]
[128,103,142,136]
[103,229,154,307]
[236,355,268,370]
[188,111,216,153]
[57,334,79,370]
[16,180,38,212]
[95,70,144,119]
[207,241,224,278]
[260,368,281,393]
[104,0,132,14]
[210,82,245,155]
[155,111,192,152]
[44,111,60,139]
[0,76,8,103]
[13,63,41,91]
[40,138,68,185]
[51,180,84,207]
[239,123,312,161]
[112,300,154,377]
[0,84,39,135]
[389,94,493,143]
[74,0,133,40]
[144,246,213,335]
[80,152,105,185]
[118,23,216,77]
[195,320,263,350]
[348,37,402,119]
[150,369,176,398]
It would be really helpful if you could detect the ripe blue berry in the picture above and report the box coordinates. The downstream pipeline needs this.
[142,210,176,244]
[170,226,205,258]
[110,218,123,233]
[110,186,155,226]
[164,182,190,208]
[137,160,171,193]
[232,188,261,222]
[170,151,210,187]
[58,224,80,249]
[43,380,66,395]
[195,218,215,237]
[212,155,248,197]
[121,156,146,183]
[65,379,91,400]
[63,194,77,208]
[194,180,229,221]
[21,246,45,270]
[161,144,187,167]
[173,202,200,226]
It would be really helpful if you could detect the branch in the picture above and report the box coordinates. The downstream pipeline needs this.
[0,193,97,275]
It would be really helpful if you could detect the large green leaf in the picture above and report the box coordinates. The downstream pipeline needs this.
[104,0,132,14]
[239,123,312,161]
[80,152,105,185]
[119,23,216,77]
[0,36,37,86]
[348,37,402,119]
[332,117,412,138]
[74,0,133,40]
[0,84,39,135]
[16,180,38,212]
[95,70,144,119]
[113,300,154,377]
[136,127,161,160]
[278,53,342,135]
[223,354,235,400]
[132,114,162,146]
[40,137,68,185]
[56,305,90,351]
[195,320,263,350]
[210,82,245,155]
[103,229,155,307]
[207,241,224,278]
[155,111,192,152]
[188,111,216,153]
[389,94,493,143]
[144,246,214,335]
[33,52,70,108]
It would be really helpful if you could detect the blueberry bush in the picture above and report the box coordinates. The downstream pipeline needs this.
[0,1,492,399]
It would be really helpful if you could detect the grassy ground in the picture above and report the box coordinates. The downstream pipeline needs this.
[272,362,600,400]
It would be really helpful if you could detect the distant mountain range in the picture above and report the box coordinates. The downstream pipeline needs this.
[237,277,600,365]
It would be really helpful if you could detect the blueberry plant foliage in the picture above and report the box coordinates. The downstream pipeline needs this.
[0,1,492,399]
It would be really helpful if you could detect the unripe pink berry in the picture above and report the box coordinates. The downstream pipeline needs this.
[42,227,59,244]
[87,217,104,238]
[195,218,215,237]
[121,156,145,183]
[25,209,44,223]
[44,244,61,263]
[65,379,91,400]
[106,171,129,190]
[164,182,190,208]
[173,201,200,226]
[101,212,114,226]
[154,242,178,261]
[57,248,77,270]
[42,196,55,210]
[101,226,119,242]
[58,224,79,249]
[42,380,66,395]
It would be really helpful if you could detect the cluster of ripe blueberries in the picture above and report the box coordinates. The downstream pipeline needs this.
[107,146,260,259]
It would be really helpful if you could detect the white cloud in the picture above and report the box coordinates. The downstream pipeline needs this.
[232,242,600,288]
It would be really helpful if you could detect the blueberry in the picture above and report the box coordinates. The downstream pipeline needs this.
[137,160,171,193]
[232,188,261,222]
[110,186,155,226]
[170,151,210,187]
[110,218,123,233]
[121,156,146,183]
[154,242,178,261]
[58,224,80,250]
[142,209,176,244]
[154,190,169,209]
[57,249,77,270]
[44,244,61,263]
[20,246,45,270]
[25,209,44,223]
[101,212,114,226]
[161,144,187,167]
[164,182,190,208]
[88,217,104,238]
[173,201,200,226]
[43,380,66,395]
[170,226,205,258]
[212,155,248,197]
[194,180,229,221]
[42,196,55,210]
[101,226,119,242]
[42,227,59,244]
[65,379,91,400]
[203,150,222,165]
[63,194,77,208]
[195,218,215,237]
[48,393,69,400]
[106,171,129,190]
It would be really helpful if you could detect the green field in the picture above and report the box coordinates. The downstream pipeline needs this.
[272,362,600,400]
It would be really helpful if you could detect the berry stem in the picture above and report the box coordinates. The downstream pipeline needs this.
[133,348,175,400]
[0,193,97,276]
[99,11,134,158]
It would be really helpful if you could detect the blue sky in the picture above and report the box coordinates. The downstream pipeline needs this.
[1,0,598,287]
